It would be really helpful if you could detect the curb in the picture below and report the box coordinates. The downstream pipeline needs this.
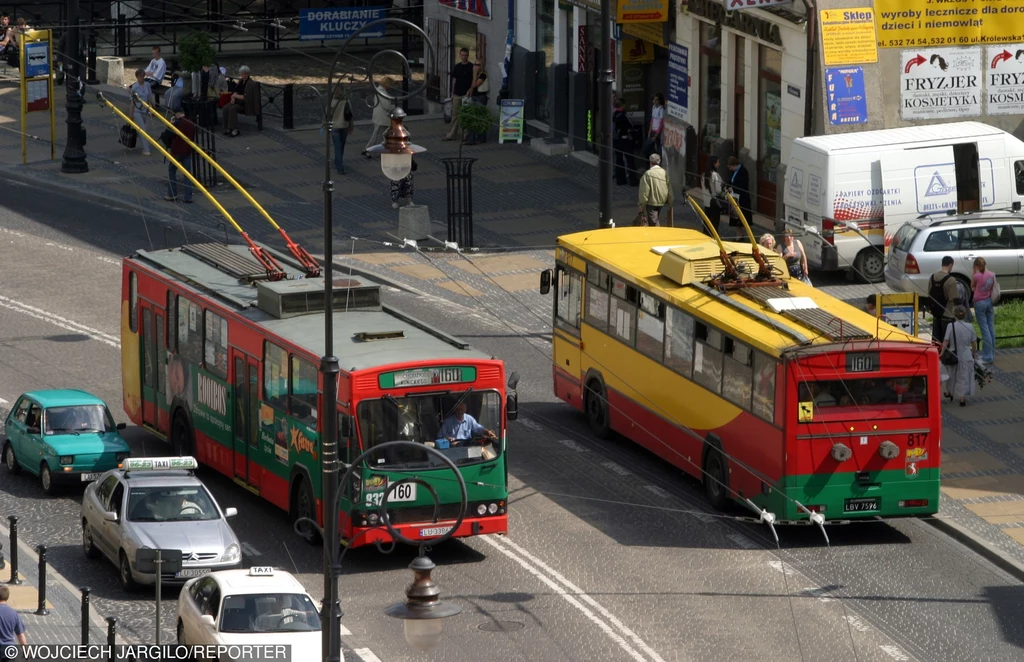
[926,515,1024,582]
[0,520,125,643]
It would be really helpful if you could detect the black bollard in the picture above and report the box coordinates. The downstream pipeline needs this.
[35,544,48,615]
[7,517,20,585]
[80,586,90,644]
[106,616,116,646]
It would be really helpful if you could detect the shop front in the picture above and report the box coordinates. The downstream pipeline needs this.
[426,0,507,116]
[675,0,808,222]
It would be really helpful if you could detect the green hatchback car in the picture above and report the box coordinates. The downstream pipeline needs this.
[3,390,131,494]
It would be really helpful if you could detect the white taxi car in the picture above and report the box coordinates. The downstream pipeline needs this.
[176,566,329,660]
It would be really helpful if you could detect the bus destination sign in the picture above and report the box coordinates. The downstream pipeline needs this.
[846,352,879,373]
[380,366,477,389]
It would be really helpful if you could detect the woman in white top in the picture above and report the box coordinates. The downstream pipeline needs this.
[701,155,724,234]
[643,93,665,160]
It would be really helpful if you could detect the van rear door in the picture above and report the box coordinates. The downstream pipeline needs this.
[880,146,956,247]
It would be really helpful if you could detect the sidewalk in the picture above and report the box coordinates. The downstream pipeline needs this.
[0,519,116,646]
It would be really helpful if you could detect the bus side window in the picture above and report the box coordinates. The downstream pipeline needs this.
[289,356,319,427]
[636,293,665,361]
[751,352,776,423]
[585,264,610,332]
[128,271,138,333]
[693,323,723,394]
[722,338,752,410]
[167,291,176,351]
[664,307,694,378]
[177,298,203,365]
[263,342,289,411]
[203,310,229,380]
[609,278,637,346]
[555,266,583,331]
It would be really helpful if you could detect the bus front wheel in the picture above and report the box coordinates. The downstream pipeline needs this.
[292,478,322,546]
[704,449,729,511]
[585,380,612,440]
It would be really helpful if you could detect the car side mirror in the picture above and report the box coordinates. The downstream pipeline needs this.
[507,371,520,391]
[116,423,127,430]
[200,615,216,628]
[539,269,552,295]
[505,394,518,422]
[27,427,40,435]
[102,511,118,522]
[224,507,237,518]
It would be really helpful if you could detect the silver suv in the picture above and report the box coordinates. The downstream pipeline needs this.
[884,210,1024,298]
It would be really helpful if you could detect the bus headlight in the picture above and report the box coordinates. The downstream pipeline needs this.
[476,504,488,516]
[488,503,498,515]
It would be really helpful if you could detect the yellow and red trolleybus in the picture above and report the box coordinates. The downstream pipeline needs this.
[120,241,515,547]
[541,227,941,521]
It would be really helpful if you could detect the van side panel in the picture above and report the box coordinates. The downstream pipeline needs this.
[785,144,832,271]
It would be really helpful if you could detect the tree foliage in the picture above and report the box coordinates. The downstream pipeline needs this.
[178,32,215,73]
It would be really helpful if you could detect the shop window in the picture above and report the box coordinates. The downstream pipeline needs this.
[693,323,723,394]
[665,307,695,378]
[752,351,777,423]
[177,297,203,366]
[758,46,783,188]
[699,23,723,164]
[555,266,583,331]
[585,265,611,332]
[536,0,555,122]
[263,342,289,412]
[722,339,752,409]
[203,310,229,380]
[636,292,665,361]
[734,37,746,154]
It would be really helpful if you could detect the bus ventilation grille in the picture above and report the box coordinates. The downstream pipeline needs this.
[181,243,269,282]
[737,287,874,341]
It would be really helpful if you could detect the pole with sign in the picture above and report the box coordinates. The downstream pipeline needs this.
[19,30,56,164]
[869,292,919,336]
[498,99,524,144]
[134,549,182,645]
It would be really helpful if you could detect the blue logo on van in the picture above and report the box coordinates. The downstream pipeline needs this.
[924,171,956,197]
[789,168,804,199]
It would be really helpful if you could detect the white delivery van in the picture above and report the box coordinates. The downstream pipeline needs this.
[782,122,1024,282]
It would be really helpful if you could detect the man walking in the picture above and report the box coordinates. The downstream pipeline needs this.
[165,109,195,204]
[637,153,673,226]
[443,48,475,142]
[928,255,960,344]
[0,586,27,655]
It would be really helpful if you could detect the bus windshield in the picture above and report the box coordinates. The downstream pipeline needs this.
[798,376,928,421]
[356,390,502,469]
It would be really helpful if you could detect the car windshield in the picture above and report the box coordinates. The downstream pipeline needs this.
[219,593,321,633]
[797,376,928,422]
[356,390,502,469]
[126,486,220,522]
[43,405,115,435]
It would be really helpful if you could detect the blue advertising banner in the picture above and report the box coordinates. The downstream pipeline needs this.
[826,66,868,125]
[667,43,688,122]
[299,7,387,41]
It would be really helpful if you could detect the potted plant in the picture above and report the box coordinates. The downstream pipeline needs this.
[457,101,495,158]
[177,32,215,73]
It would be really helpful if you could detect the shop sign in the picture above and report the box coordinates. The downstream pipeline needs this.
[875,0,1024,49]
[825,66,868,125]
[561,0,600,12]
[986,45,1024,115]
[900,47,982,120]
[722,0,792,9]
[499,99,525,144]
[622,39,655,63]
[820,8,878,66]
[667,43,689,122]
[298,7,387,40]
[617,0,669,23]
[439,0,492,19]
[578,26,588,73]
[689,0,783,47]
[621,63,646,113]
[622,21,667,47]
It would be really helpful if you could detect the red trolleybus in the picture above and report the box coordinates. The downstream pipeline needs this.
[541,227,941,521]
[120,242,515,547]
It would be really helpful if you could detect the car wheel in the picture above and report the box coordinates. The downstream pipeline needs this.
[3,442,20,475]
[40,463,56,495]
[855,247,885,284]
[176,620,186,647]
[119,551,138,592]
[293,478,322,546]
[704,448,730,511]
[82,520,100,559]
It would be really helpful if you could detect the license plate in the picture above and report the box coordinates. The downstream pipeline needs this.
[844,498,879,513]
[175,568,210,578]
[80,473,101,482]
[419,527,453,537]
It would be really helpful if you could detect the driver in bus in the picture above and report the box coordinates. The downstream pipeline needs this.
[439,402,496,446]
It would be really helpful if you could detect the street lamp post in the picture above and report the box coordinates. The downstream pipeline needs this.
[295,441,466,660]
[61,0,88,173]
[318,18,438,662]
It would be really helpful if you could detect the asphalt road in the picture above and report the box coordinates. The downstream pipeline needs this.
[0,181,1021,662]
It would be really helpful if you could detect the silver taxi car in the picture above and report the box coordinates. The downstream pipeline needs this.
[81,456,243,591]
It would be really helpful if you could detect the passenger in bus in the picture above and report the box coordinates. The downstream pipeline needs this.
[439,402,496,445]
[866,379,898,404]
[809,383,836,407]
[902,378,927,403]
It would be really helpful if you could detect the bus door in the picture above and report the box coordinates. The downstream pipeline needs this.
[231,350,261,488]
[139,300,159,428]
[155,308,167,432]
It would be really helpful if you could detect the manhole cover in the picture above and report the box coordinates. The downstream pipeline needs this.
[478,620,526,632]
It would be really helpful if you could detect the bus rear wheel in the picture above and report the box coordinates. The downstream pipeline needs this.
[172,412,193,457]
[585,380,612,440]
[292,478,322,546]
[704,449,729,511]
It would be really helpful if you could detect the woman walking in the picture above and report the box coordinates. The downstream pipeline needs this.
[642,93,665,161]
[701,156,724,235]
[939,305,979,406]
[971,257,996,366]
[330,85,354,175]
[780,230,810,284]
[128,68,155,156]
[363,77,397,158]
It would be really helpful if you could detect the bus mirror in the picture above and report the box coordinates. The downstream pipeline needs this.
[506,394,518,421]
[539,269,552,295]
[507,371,520,391]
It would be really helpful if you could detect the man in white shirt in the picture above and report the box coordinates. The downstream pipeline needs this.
[144,46,166,90]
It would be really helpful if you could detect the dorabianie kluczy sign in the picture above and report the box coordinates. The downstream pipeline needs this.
[299,7,387,41]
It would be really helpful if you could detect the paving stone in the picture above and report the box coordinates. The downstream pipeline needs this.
[391,262,449,280]
[943,473,1024,500]
[435,280,485,297]
[964,500,1024,518]
[942,450,1008,474]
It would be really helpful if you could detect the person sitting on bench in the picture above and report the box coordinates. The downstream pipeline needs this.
[221,65,259,137]
[144,46,167,97]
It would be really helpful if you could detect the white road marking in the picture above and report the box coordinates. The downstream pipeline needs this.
[487,535,665,662]
[555,438,589,453]
[338,623,351,636]
[727,533,759,550]
[642,485,670,498]
[0,398,7,405]
[517,417,543,431]
[690,512,715,523]
[45,241,74,252]
[240,542,261,557]
[96,256,122,266]
[880,645,910,661]
[352,649,382,662]
[600,460,631,477]
[0,295,120,348]
[845,615,871,633]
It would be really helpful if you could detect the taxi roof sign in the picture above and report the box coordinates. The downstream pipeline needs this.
[122,456,198,471]
[249,567,275,576]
